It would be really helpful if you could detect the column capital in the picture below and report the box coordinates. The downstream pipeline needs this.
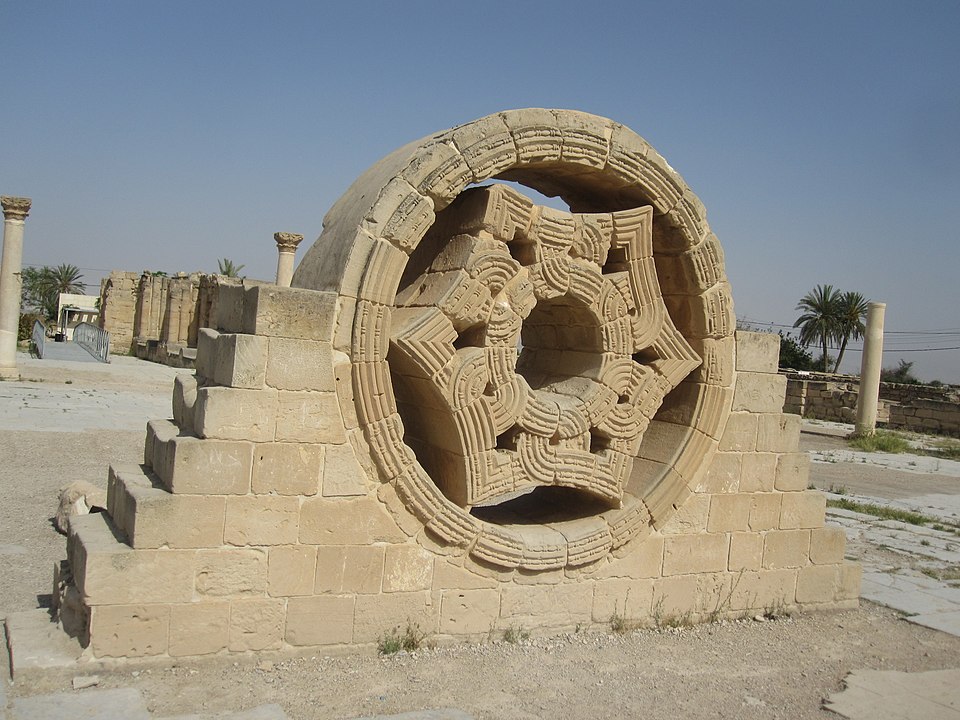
[274,232,304,253]
[1,196,31,221]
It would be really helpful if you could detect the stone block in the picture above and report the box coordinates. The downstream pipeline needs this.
[224,495,299,546]
[266,337,336,391]
[213,333,269,389]
[707,494,752,533]
[169,602,229,657]
[728,532,763,571]
[300,496,406,545]
[353,591,438,643]
[733,373,787,414]
[89,604,169,658]
[662,533,729,576]
[780,491,826,530]
[696,452,741,494]
[194,386,278,442]
[796,565,840,604]
[718,413,757,452]
[659,494,710,535]
[756,413,800,453]
[762,530,811,569]
[839,561,862,600]
[499,584,593,630]
[748,493,783,531]
[652,575,699,621]
[213,282,246,332]
[172,374,199,432]
[775,453,811,492]
[108,464,225,549]
[810,526,846,565]
[242,285,338,342]
[592,578,654,622]
[153,432,253,495]
[729,569,797,611]
[275,391,347,444]
[383,545,434,592]
[738,453,777,493]
[597,536,664,579]
[315,545,385,594]
[322,442,369,497]
[267,545,316,597]
[69,514,195,605]
[431,561,498,591]
[439,588,501,635]
[252,442,323,496]
[195,549,267,597]
[229,598,285,651]
[735,331,779,373]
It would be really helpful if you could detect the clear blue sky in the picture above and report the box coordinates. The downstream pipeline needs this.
[3,1,958,382]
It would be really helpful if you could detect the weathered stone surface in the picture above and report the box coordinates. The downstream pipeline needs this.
[195,386,278,442]
[762,530,811,570]
[756,413,800,453]
[229,598,285,651]
[224,495,299,546]
[735,331,779,374]
[253,442,323,495]
[718,413,758,452]
[54,480,106,535]
[195,549,267,597]
[662,534,729,576]
[439,588,501,635]
[242,286,338,342]
[383,545,434,592]
[300,496,406,545]
[353,592,438,643]
[266,337,336,391]
[89,604,169,658]
[268,545,317,597]
[592,578,654,622]
[169,602,229,657]
[733,373,787,414]
[499,584,592,630]
[275,391,346,444]
[809,527,846,565]
[315,545,385,594]
[779,490,826,530]
[775,452,811,492]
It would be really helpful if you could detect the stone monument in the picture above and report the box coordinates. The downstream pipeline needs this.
[51,110,858,659]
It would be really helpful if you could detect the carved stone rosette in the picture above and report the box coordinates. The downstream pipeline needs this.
[293,109,736,570]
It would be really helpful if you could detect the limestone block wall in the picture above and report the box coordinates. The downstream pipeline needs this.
[55,288,857,659]
[785,375,959,437]
[98,271,140,354]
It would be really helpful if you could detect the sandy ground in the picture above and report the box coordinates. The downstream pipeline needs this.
[3,355,960,719]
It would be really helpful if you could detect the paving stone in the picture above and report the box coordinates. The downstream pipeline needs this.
[824,669,960,719]
[11,688,150,720]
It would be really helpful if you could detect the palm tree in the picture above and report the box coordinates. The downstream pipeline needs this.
[217,258,245,277]
[46,263,86,296]
[831,291,869,373]
[793,284,841,372]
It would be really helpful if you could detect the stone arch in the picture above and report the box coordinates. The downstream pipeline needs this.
[292,109,735,570]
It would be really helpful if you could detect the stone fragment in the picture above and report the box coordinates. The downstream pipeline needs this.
[54,481,106,535]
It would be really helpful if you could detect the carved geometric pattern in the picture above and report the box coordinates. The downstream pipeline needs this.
[390,185,700,509]
[293,109,736,570]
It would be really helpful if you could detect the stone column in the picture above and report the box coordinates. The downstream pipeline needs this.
[855,302,886,436]
[274,232,304,288]
[0,196,32,379]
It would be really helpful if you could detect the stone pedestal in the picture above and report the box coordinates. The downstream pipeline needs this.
[0,196,31,380]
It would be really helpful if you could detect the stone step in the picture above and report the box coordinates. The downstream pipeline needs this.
[106,463,226,549]
[145,419,253,496]
[67,512,196,607]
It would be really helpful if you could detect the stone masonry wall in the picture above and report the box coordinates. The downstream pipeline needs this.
[55,289,858,660]
[785,375,960,437]
[98,271,140,354]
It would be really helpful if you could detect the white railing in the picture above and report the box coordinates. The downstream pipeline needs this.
[31,319,46,359]
[73,322,111,363]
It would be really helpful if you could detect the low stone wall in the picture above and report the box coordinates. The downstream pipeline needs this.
[784,373,960,437]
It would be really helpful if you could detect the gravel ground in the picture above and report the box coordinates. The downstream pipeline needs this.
[3,355,960,719]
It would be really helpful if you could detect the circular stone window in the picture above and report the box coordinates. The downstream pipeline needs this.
[293,109,735,571]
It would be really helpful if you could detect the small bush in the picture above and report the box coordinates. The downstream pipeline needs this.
[848,431,911,454]
[502,625,529,643]
[377,622,424,655]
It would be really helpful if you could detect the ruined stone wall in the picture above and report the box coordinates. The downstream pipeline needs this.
[98,271,140,354]
[785,375,959,436]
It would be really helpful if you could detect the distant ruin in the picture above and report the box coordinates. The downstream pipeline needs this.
[52,110,858,659]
